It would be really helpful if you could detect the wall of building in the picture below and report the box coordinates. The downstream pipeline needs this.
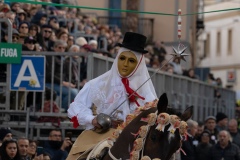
[77,0,109,17]
[199,1,240,92]
[77,0,194,43]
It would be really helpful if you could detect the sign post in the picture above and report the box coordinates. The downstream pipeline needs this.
[10,56,45,91]
[227,70,236,83]
[0,43,22,64]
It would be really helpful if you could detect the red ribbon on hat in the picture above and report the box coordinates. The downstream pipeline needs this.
[121,78,145,106]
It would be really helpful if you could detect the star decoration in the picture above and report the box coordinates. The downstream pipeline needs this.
[170,46,189,62]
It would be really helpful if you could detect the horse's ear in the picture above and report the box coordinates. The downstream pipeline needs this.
[181,106,193,121]
[157,93,168,114]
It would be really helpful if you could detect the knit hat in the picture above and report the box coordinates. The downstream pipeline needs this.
[216,112,228,123]
[0,128,11,141]
[204,116,216,122]
[82,44,92,51]
[76,37,87,47]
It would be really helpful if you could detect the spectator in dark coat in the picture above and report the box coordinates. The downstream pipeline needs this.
[181,119,198,160]
[79,44,92,82]
[0,128,12,144]
[215,112,228,132]
[31,11,48,26]
[45,40,78,111]
[43,129,72,160]
[63,45,80,89]
[204,116,218,145]
[38,24,54,51]
[153,40,167,64]
[22,36,37,51]
[228,119,240,148]
[207,130,240,160]
[196,130,212,160]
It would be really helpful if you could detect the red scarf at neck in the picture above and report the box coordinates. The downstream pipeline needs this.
[121,78,145,106]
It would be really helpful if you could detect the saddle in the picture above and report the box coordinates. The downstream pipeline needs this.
[86,138,112,160]
[66,129,115,160]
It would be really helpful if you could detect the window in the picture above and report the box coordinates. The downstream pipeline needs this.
[228,29,232,55]
[205,33,210,57]
[217,31,221,55]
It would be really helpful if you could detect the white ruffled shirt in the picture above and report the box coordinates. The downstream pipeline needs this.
[68,48,157,129]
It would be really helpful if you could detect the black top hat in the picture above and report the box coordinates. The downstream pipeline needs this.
[117,32,148,54]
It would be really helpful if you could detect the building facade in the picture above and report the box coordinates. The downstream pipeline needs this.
[198,1,240,99]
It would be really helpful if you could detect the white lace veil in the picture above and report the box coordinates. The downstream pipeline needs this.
[88,47,157,120]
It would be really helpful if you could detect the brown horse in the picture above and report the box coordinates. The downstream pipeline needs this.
[100,93,193,160]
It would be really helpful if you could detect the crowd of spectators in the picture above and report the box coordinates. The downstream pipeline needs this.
[0,128,71,160]
[175,112,240,160]
[1,1,240,160]
[0,1,231,109]
[0,1,221,82]
[1,111,240,160]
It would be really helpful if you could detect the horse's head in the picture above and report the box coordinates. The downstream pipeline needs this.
[107,93,193,160]
[143,93,193,160]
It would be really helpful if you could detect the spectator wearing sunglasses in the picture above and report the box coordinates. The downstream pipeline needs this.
[22,36,37,51]
[39,24,54,51]
[18,21,29,36]
[12,29,20,43]
[1,29,19,43]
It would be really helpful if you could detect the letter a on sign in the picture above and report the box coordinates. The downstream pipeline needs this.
[10,56,45,91]
[14,60,40,87]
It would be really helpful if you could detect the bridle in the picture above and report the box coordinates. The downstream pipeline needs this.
[108,111,188,160]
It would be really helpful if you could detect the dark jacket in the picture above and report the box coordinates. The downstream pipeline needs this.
[45,55,63,84]
[38,36,54,51]
[80,56,87,82]
[63,57,79,85]
[196,143,212,160]
[181,136,197,160]
[22,45,37,51]
[153,46,167,63]
[204,127,218,145]
[207,142,240,160]
[43,140,68,160]
[230,132,240,148]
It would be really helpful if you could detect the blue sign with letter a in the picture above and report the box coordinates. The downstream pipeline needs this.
[10,56,45,91]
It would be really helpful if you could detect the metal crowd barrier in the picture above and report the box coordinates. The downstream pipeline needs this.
[0,51,236,139]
